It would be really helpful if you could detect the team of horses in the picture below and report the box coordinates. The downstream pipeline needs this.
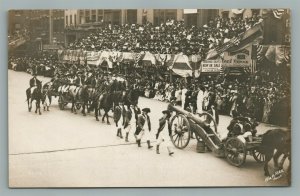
[25,76,291,180]
[26,76,140,124]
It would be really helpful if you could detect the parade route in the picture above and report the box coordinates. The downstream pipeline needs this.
[8,70,289,187]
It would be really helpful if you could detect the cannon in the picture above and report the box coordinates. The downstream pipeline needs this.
[168,104,224,157]
[167,104,265,167]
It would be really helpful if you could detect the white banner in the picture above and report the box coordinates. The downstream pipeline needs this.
[201,60,223,72]
[184,9,198,14]
[223,45,252,67]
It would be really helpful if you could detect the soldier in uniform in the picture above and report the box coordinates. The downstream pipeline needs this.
[27,73,42,95]
[135,108,152,149]
[155,110,174,156]
[123,104,140,142]
[114,101,125,138]
[29,73,41,89]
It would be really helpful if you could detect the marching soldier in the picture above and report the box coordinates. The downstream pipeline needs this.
[114,101,125,138]
[124,104,140,142]
[135,108,152,149]
[155,110,174,156]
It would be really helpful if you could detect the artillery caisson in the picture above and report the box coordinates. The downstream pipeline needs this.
[167,104,265,167]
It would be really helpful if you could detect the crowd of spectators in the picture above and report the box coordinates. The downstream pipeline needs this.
[67,14,263,57]
[114,62,290,126]
[9,53,290,126]
[9,14,289,126]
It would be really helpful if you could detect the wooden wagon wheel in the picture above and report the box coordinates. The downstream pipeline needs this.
[225,137,247,167]
[252,149,265,163]
[195,112,218,142]
[170,114,191,149]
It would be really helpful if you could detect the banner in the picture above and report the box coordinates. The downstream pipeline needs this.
[223,45,252,67]
[231,9,245,15]
[201,60,223,72]
[184,9,198,14]
[86,51,102,65]
[170,54,193,77]
[142,52,156,65]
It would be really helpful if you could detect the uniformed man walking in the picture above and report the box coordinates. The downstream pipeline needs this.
[114,101,125,138]
[155,110,174,156]
[135,108,152,149]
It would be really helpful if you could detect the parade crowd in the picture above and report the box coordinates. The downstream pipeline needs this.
[9,13,289,128]
[67,14,262,56]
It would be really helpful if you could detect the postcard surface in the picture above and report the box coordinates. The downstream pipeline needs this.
[8,9,291,187]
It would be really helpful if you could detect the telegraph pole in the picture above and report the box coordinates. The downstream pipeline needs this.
[49,9,53,45]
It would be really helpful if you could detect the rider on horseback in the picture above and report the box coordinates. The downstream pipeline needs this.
[27,73,41,94]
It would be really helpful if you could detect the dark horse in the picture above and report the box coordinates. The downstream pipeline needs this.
[94,92,114,124]
[123,88,140,107]
[260,129,291,177]
[68,85,89,116]
[26,81,43,115]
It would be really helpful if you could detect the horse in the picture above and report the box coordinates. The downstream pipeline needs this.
[94,91,114,124]
[68,85,89,116]
[124,88,140,107]
[260,129,291,177]
[26,81,43,115]
[86,86,97,113]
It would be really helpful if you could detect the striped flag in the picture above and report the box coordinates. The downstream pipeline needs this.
[272,9,285,19]
[132,52,145,66]
[250,59,257,74]
[254,44,270,62]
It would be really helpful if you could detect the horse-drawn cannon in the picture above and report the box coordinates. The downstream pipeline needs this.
[167,104,265,167]
[58,93,81,111]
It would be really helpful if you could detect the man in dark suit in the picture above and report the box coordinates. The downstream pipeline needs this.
[134,108,152,148]
[27,73,41,95]
[29,73,41,88]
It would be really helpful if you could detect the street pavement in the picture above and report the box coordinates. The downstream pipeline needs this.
[8,70,289,187]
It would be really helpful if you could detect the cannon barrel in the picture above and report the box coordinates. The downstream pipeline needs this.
[168,104,209,128]
[168,103,224,156]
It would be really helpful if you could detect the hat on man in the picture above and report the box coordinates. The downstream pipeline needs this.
[142,108,151,113]
[162,110,171,118]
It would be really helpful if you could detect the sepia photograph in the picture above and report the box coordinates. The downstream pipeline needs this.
[8,9,291,187]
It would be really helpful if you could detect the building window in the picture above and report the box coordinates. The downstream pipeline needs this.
[70,15,73,25]
[251,9,260,16]
[91,14,96,22]
[66,15,68,26]
[98,15,103,22]
[285,34,291,43]
[286,19,290,28]
[74,14,77,26]
[85,16,90,23]
[222,11,229,18]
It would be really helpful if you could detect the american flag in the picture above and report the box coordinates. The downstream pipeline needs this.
[132,52,145,66]
[214,35,242,56]
[272,9,285,19]
[256,44,268,62]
